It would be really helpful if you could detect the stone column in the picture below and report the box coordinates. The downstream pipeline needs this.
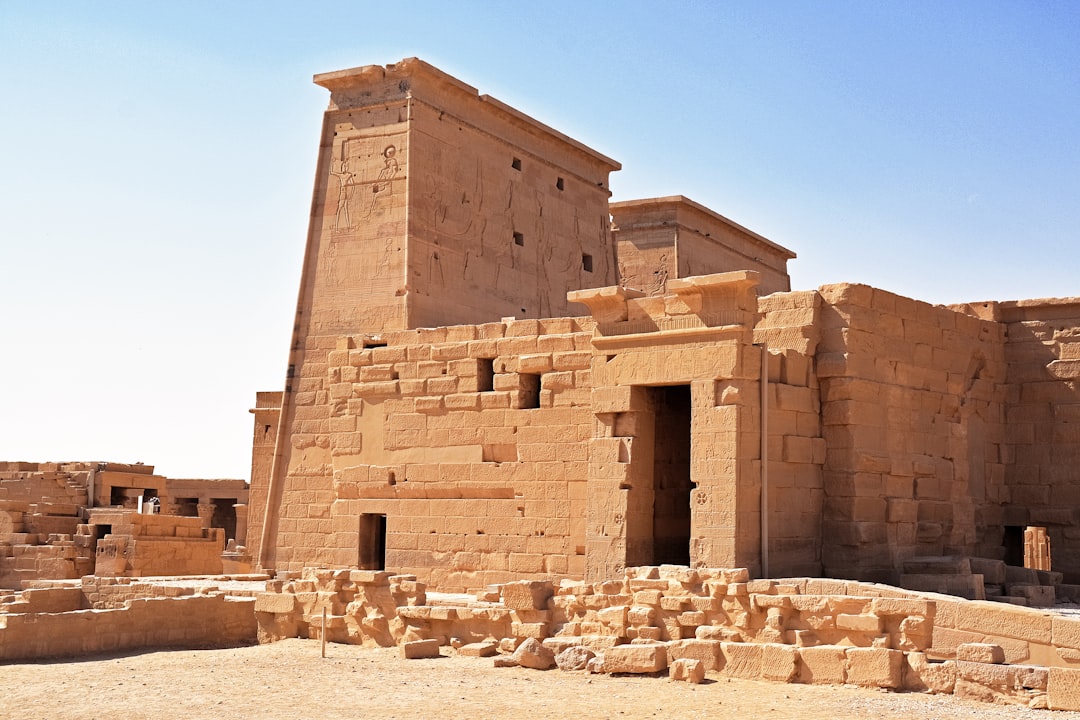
[233,503,248,546]
[196,502,216,530]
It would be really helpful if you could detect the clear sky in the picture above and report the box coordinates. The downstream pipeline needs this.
[1,2,1078,480]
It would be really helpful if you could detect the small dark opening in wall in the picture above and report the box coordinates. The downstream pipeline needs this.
[513,232,524,246]
[582,253,593,272]
[556,177,565,191]
[519,373,541,409]
[362,338,387,349]
[511,157,522,171]
[477,358,495,392]
[1003,525,1024,567]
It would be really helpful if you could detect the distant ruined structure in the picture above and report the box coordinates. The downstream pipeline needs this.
[246,58,1080,601]
[0,462,248,587]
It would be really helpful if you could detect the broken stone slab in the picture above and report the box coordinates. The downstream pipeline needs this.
[402,639,441,659]
[457,641,498,657]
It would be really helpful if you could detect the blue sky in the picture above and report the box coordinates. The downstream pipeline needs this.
[1,2,1077,479]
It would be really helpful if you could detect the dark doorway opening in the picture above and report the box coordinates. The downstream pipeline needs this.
[212,498,238,541]
[176,498,199,517]
[359,514,387,570]
[1003,525,1024,567]
[651,384,692,565]
[92,524,112,552]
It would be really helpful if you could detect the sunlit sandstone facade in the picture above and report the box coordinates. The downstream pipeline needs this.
[248,58,1080,594]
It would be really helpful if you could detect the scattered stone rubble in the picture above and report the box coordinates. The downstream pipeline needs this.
[253,564,1080,711]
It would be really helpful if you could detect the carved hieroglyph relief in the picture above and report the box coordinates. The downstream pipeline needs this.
[618,252,669,296]
[329,138,404,232]
[323,134,407,285]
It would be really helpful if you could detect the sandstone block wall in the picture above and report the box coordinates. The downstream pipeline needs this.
[0,591,255,661]
[815,284,1008,583]
[93,512,225,577]
[268,317,596,590]
[990,298,1080,579]
[258,270,793,589]
[0,464,95,587]
[0,463,91,507]
[756,290,825,577]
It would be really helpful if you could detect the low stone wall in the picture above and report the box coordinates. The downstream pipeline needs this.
[256,565,1080,711]
[0,582,256,661]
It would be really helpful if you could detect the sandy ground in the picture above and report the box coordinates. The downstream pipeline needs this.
[4,639,1078,720]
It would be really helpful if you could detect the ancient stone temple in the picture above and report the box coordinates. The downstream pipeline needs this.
[248,58,1080,597]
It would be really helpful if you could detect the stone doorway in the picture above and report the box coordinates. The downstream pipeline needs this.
[650,385,692,565]
[359,513,387,571]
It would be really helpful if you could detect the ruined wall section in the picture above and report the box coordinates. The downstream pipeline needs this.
[0,463,91,507]
[270,317,596,591]
[816,284,1007,583]
[755,290,825,577]
[975,298,1080,580]
[92,511,225,577]
[0,464,94,587]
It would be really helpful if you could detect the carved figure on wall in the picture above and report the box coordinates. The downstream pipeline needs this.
[365,145,400,217]
[329,155,356,230]
[647,253,670,295]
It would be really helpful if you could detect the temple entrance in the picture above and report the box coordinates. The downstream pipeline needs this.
[650,385,692,566]
[358,513,387,570]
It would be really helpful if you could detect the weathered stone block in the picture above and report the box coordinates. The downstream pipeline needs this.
[511,637,556,670]
[254,592,295,614]
[402,639,441,659]
[845,647,902,688]
[797,645,846,685]
[760,643,798,682]
[956,642,1006,664]
[555,645,595,671]
[667,639,721,671]
[501,580,554,610]
[604,644,667,673]
[903,652,956,694]
[669,658,705,683]
[720,642,762,679]
[458,641,498,657]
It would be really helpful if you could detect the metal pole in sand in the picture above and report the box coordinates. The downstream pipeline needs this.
[321,608,327,658]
